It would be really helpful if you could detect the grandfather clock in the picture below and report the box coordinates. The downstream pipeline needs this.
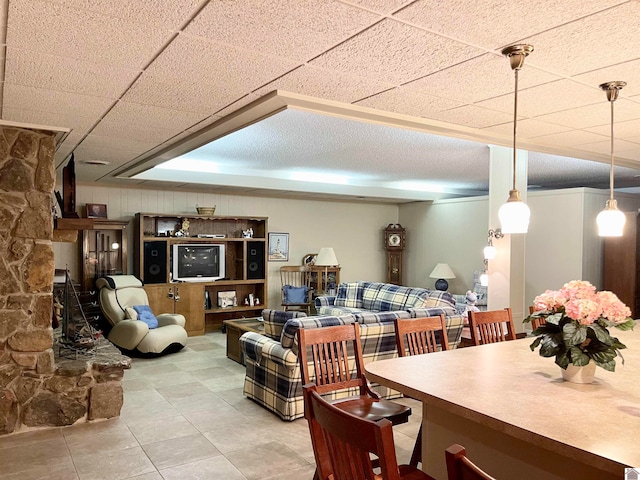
[384,224,406,285]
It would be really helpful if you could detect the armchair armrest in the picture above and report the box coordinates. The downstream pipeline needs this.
[315,295,336,308]
[108,320,149,350]
[239,332,298,369]
[156,313,186,328]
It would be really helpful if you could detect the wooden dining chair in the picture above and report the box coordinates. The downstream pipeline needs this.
[298,323,411,426]
[468,308,516,346]
[304,384,435,480]
[445,444,496,480]
[529,305,547,330]
[394,315,449,468]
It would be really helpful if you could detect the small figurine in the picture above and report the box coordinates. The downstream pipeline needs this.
[242,228,254,238]
[463,290,480,315]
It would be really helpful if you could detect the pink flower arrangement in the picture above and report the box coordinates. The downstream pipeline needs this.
[527,280,635,371]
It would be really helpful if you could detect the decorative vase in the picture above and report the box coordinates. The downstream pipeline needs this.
[561,361,596,384]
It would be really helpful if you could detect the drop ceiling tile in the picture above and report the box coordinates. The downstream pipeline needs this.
[3,83,113,118]
[103,101,206,133]
[393,0,626,50]
[522,2,640,76]
[123,74,247,114]
[78,134,155,158]
[404,54,560,104]
[215,94,261,118]
[534,130,607,147]
[139,34,299,92]
[5,48,139,99]
[476,79,602,117]
[187,0,380,62]
[535,99,640,130]
[345,0,411,13]
[90,120,178,144]
[7,0,173,69]
[354,87,464,117]
[254,65,394,104]
[45,0,201,29]
[573,59,640,98]
[74,162,121,182]
[573,139,640,156]
[2,107,94,134]
[311,18,482,85]
[427,105,513,129]
[482,118,571,139]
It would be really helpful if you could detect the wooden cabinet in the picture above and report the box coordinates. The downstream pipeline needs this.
[144,283,205,336]
[310,266,341,296]
[81,219,128,291]
[604,212,640,317]
[134,213,268,333]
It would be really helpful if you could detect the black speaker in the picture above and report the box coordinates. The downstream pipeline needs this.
[143,241,167,284]
[246,241,265,279]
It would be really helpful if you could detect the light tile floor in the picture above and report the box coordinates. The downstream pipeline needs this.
[0,332,421,480]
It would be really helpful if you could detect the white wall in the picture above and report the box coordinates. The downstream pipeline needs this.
[399,197,489,293]
[52,183,399,309]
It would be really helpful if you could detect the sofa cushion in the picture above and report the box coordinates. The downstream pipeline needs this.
[280,315,356,350]
[132,305,158,329]
[416,290,457,310]
[283,285,308,304]
[354,310,411,325]
[318,306,366,316]
[334,282,364,308]
[362,283,416,311]
[262,309,307,340]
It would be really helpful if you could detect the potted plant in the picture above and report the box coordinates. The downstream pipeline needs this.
[526,280,634,382]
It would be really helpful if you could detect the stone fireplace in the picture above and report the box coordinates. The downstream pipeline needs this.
[0,125,130,435]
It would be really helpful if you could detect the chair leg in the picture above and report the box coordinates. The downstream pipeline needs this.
[409,425,422,468]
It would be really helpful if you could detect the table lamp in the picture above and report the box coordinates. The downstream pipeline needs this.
[315,247,339,294]
[429,263,455,291]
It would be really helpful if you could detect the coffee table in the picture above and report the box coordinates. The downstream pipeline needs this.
[223,317,264,364]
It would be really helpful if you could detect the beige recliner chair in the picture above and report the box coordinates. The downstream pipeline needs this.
[96,275,188,356]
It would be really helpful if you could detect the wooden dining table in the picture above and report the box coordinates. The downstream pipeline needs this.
[365,327,640,480]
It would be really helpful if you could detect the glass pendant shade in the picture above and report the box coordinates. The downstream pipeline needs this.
[479,271,489,287]
[483,245,496,260]
[498,191,531,234]
[597,199,625,237]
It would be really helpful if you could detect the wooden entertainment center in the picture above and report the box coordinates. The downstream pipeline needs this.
[134,213,268,335]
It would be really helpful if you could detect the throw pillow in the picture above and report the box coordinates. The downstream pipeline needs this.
[132,305,159,329]
[283,285,308,304]
[124,307,138,321]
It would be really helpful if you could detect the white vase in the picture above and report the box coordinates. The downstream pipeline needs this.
[561,361,596,384]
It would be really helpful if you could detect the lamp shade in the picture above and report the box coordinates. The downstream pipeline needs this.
[429,263,456,280]
[315,247,339,266]
[597,200,626,237]
[498,198,530,234]
[483,245,496,260]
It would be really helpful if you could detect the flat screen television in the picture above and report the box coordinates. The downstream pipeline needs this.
[172,244,225,282]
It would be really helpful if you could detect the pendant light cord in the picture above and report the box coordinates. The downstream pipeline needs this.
[512,68,519,191]
[609,99,615,202]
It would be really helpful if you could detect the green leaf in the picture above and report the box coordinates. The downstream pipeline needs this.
[589,323,611,344]
[555,353,570,369]
[562,322,587,347]
[568,347,590,366]
[545,313,563,326]
[614,318,636,331]
[529,337,542,351]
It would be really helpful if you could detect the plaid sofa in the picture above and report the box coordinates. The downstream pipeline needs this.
[238,305,464,421]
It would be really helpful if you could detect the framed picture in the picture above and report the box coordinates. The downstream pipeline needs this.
[268,232,289,261]
[86,203,107,218]
[217,290,237,308]
[302,253,317,266]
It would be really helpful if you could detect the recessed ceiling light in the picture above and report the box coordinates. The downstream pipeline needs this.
[82,160,110,166]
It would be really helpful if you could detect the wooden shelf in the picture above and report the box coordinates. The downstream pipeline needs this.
[55,217,95,230]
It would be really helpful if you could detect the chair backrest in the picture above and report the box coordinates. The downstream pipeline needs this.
[395,315,449,356]
[445,444,496,480]
[96,275,149,326]
[529,305,547,330]
[304,384,403,480]
[298,323,367,397]
[468,308,516,346]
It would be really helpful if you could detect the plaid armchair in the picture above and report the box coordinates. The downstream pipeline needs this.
[239,307,464,421]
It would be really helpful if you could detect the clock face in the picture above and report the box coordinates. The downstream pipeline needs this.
[388,234,401,247]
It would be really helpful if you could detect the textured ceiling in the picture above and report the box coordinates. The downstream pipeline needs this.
[3,0,640,203]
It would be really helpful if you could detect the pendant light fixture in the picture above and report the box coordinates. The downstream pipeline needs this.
[596,81,626,237]
[498,44,533,234]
